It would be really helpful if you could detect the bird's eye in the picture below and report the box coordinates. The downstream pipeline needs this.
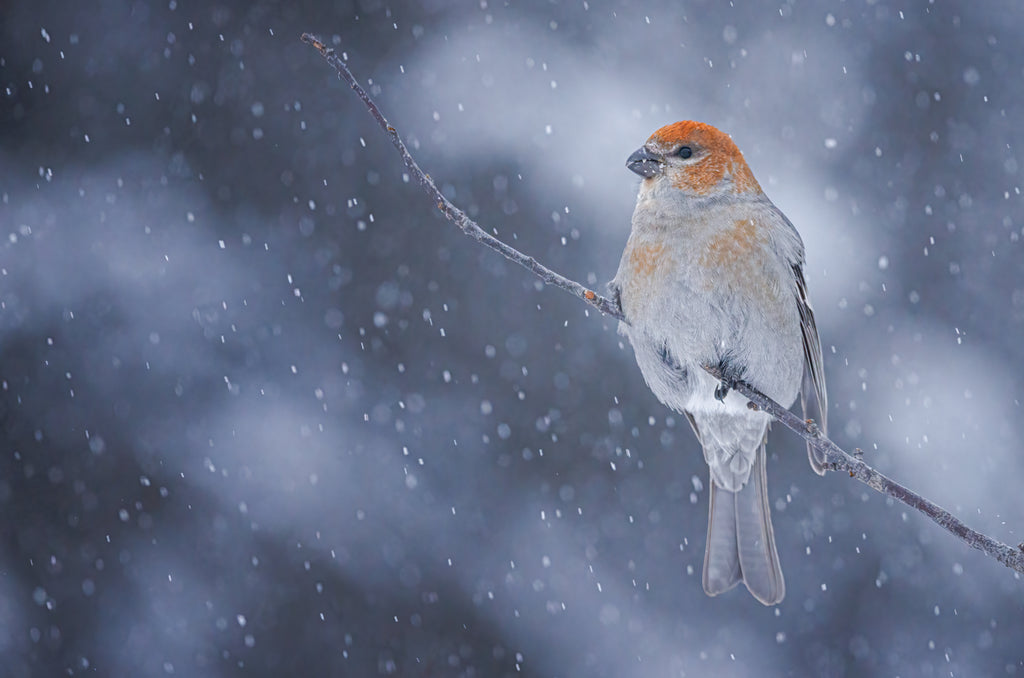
[677,146,693,159]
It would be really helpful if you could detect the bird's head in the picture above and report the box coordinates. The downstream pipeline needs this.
[626,121,762,198]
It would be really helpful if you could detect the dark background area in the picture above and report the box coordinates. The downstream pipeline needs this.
[2,1,1024,676]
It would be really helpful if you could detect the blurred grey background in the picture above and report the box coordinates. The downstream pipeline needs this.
[2,0,1024,676]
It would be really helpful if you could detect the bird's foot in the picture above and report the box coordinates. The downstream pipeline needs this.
[712,357,748,402]
[714,377,756,402]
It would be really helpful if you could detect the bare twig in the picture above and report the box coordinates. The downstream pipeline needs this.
[301,33,1024,577]
[714,370,1024,575]
[300,33,622,320]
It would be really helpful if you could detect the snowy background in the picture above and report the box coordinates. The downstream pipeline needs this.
[2,0,1024,676]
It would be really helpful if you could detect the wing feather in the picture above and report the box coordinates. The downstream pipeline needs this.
[792,263,829,474]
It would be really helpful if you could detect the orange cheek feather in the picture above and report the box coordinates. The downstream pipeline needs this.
[670,157,760,195]
[672,159,724,194]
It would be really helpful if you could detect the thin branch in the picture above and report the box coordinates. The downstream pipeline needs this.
[301,33,1024,577]
[710,370,1024,575]
[299,33,622,320]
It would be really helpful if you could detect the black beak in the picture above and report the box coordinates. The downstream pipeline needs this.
[626,147,663,178]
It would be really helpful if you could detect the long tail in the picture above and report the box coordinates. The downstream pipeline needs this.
[702,439,785,605]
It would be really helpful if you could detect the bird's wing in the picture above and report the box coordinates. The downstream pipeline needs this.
[792,263,829,474]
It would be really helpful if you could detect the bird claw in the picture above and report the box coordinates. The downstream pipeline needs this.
[714,379,731,402]
[710,358,747,403]
[804,419,822,437]
[715,375,755,404]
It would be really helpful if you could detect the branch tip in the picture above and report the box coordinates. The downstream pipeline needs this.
[300,33,326,53]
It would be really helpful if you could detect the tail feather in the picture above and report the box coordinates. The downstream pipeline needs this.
[734,440,784,604]
[703,481,741,596]
[703,440,785,605]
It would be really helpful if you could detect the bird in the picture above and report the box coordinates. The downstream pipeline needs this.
[609,120,828,605]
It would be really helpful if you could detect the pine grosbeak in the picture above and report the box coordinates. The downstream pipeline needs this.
[610,121,828,605]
